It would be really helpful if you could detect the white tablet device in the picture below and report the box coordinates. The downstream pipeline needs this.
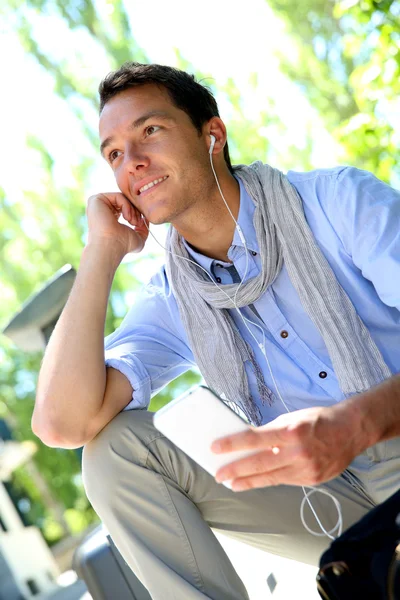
[153,385,258,489]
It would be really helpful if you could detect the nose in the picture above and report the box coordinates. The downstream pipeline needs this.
[122,143,150,173]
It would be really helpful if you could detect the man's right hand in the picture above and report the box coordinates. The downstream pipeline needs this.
[86,192,149,256]
[34,191,147,447]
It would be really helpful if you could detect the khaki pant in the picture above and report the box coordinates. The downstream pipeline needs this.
[82,409,400,600]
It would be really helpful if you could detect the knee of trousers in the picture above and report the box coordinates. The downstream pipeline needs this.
[82,409,159,510]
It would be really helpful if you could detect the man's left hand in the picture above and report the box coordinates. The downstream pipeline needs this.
[212,403,368,491]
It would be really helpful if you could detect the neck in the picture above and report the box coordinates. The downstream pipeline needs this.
[173,171,240,263]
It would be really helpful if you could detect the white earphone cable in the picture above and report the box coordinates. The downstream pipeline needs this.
[209,145,342,539]
[139,140,343,540]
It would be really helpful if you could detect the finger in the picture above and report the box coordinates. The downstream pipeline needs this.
[215,446,293,483]
[117,200,141,228]
[121,203,132,223]
[229,465,295,492]
[135,214,149,233]
[131,217,149,242]
[127,205,143,228]
[141,214,150,229]
[211,425,287,454]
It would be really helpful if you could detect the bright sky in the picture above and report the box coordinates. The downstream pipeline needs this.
[0,0,339,283]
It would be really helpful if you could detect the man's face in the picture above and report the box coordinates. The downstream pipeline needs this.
[99,83,212,225]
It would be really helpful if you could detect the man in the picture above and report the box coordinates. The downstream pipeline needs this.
[33,62,400,600]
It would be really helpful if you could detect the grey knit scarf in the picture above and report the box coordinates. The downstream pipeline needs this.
[165,162,391,425]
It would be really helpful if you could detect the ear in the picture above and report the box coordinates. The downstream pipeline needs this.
[206,117,227,154]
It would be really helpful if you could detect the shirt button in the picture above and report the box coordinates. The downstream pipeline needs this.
[251,251,257,256]
[319,371,327,379]
[216,277,222,283]
[280,330,289,339]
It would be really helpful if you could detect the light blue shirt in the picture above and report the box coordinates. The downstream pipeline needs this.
[104,166,400,425]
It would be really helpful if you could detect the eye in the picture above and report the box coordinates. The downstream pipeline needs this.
[108,149,121,163]
[145,125,161,137]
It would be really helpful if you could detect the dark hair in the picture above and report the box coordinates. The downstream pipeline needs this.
[99,62,233,173]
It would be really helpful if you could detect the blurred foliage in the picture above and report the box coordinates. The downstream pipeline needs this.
[1,0,397,547]
[267,0,400,183]
[0,343,99,544]
[0,0,194,545]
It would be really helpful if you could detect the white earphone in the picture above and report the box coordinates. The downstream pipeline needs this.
[209,134,216,154]
[142,129,343,541]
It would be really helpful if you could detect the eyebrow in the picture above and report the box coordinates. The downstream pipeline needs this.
[100,110,176,157]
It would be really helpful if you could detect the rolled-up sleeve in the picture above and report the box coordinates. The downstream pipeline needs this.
[329,167,400,311]
[104,268,195,411]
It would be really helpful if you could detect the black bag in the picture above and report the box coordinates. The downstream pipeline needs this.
[316,489,400,599]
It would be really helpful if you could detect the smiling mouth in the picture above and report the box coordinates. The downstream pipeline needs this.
[138,176,168,195]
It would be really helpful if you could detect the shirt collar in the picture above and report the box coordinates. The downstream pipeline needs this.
[182,175,259,271]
